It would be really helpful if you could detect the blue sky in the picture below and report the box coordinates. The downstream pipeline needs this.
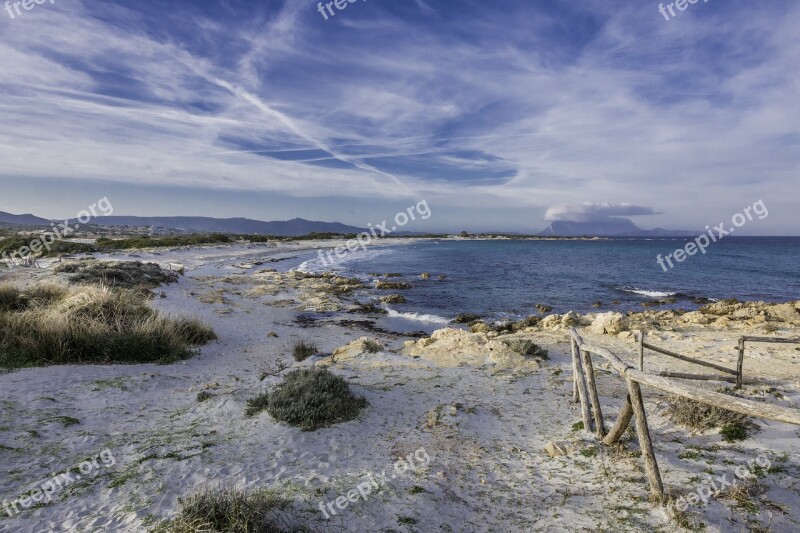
[1,0,798,233]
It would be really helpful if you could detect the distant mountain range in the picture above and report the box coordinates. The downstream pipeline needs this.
[538,218,696,237]
[0,211,52,226]
[0,211,365,236]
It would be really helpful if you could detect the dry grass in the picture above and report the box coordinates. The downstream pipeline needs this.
[0,283,215,368]
[158,486,308,533]
[664,395,749,432]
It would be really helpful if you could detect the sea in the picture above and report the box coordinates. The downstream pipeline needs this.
[292,237,800,332]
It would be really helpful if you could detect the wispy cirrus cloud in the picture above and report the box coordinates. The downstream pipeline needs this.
[0,0,798,232]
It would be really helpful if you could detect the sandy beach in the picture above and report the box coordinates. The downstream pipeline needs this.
[1,242,799,533]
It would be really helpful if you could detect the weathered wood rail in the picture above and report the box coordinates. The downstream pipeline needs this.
[636,331,743,387]
[569,327,800,501]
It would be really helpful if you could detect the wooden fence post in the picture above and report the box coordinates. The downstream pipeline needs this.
[638,331,645,371]
[626,379,664,501]
[581,349,606,439]
[736,337,745,389]
[603,395,633,446]
[571,339,594,433]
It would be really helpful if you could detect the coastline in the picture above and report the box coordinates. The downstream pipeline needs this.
[0,244,798,532]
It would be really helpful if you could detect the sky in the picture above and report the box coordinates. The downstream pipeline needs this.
[0,0,798,234]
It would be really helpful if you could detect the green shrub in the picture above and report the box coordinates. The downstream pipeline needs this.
[292,341,317,362]
[246,368,367,431]
[159,486,307,533]
[363,339,383,353]
[197,391,214,403]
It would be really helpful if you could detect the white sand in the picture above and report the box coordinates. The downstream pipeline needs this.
[1,243,799,532]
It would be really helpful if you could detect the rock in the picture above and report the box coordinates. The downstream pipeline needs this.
[453,313,482,324]
[438,274,447,280]
[540,315,562,329]
[471,322,493,334]
[380,294,407,304]
[401,328,539,369]
[545,441,575,458]
[512,316,540,331]
[617,331,634,341]
[267,331,278,338]
[682,311,710,325]
[590,312,628,335]
[420,272,431,279]
[766,303,800,325]
[561,311,580,327]
[536,304,553,314]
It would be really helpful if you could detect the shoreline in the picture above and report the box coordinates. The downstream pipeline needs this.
[0,244,798,532]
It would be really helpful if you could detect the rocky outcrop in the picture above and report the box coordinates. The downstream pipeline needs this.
[590,312,629,335]
[402,328,541,369]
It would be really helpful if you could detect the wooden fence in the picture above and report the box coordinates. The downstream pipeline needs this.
[636,332,800,389]
[569,327,800,501]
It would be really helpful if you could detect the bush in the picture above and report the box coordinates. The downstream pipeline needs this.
[292,341,317,362]
[363,339,383,353]
[502,339,549,359]
[160,486,307,533]
[0,284,216,368]
[246,368,367,431]
[197,391,214,403]
[55,261,179,289]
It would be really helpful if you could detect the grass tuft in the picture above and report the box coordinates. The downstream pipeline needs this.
[292,341,318,362]
[158,486,308,533]
[502,339,549,359]
[0,283,215,368]
[664,395,749,433]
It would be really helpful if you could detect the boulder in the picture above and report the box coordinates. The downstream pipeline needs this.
[561,311,580,327]
[766,303,800,325]
[540,314,562,329]
[590,312,628,335]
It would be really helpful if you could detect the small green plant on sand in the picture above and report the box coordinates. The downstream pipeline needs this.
[292,341,317,362]
[246,367,367,431]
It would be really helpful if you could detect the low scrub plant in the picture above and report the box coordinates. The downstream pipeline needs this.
[55,260,179,289]
[246,367,367,431]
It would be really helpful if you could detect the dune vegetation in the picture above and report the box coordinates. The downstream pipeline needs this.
[0,282,215,369]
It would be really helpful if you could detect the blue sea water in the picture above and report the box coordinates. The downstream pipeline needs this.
[296,237,800,325]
